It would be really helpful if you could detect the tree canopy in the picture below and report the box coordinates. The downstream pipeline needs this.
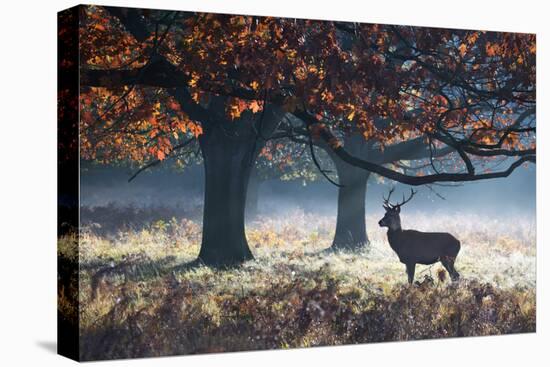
[78,5,535,184]
[69,5,536,265]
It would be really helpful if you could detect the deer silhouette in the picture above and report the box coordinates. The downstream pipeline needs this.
[378,188,461,284]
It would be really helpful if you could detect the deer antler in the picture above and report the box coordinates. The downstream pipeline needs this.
[383,188,416,209]
[383,187,396,209]
[395,188,417,208]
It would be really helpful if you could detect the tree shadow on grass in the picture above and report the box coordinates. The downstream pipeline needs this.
[85,255,205,300]
[84,254,253,288]
[169,258,205,273]
[85,255,267,301]
[314,244,374,259]
[170,258,264,273]
[84,249,345,299]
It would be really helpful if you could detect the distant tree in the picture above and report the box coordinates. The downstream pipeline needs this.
[78,6,536,265]
[324,133,453,250]
[264,117,453,250]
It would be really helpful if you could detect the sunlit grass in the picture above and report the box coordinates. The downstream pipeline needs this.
[61,209,536,360]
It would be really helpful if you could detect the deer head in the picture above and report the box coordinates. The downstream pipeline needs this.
[378,188,416,230]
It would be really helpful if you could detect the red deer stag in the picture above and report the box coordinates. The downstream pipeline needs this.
[378,188,461,284]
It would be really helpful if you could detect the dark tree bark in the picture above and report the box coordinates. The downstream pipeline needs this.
[323,133,373,251]
[197,124,256,266]
[196,102,284,266]
[333,163,370,250]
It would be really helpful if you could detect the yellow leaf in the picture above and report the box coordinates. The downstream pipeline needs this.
[347,110,355,121]
[188,72,199,88]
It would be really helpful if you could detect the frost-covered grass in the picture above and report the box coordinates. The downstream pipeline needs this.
[59,209,536,360]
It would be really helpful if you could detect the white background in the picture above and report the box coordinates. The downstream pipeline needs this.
[0,0,548,365]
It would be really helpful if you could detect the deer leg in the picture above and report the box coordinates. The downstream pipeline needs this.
[406,263,416,284]
[441,256,460,281]
[448,257,460,281]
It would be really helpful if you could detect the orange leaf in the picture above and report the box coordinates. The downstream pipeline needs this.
[458,43,467,57]
[249,101,262,113]
[168,101,180,110]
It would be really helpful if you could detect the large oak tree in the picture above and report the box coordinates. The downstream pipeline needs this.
[75,5,536,265]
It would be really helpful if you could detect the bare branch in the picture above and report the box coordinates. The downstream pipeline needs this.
[308,136,343,187]
[128,138,195,182]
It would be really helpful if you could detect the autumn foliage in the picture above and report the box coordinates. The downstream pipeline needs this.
[77,5,535,177]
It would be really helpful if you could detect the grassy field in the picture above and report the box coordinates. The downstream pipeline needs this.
[58,208,536,360]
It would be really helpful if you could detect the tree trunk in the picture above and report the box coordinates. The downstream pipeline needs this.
[332,164,370,250]
[197,125,256,266]
[328,133,372,251]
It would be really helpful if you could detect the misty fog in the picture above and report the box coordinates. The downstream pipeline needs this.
[80,161,536,225]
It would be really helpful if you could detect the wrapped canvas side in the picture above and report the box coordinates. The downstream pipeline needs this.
[57,5,80,362]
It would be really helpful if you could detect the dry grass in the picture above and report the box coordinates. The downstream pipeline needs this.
[58,208,536,361]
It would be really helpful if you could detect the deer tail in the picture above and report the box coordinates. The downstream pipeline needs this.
[453,238,461,255]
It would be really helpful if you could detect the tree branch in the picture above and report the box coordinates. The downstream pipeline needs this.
[294,110,535,186]
[375,136,454,164]
[308,136,342,187]
[103,7,209,124]
[128,138,195,182]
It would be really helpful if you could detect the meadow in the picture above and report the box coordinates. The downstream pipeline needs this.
[58,206,536,360]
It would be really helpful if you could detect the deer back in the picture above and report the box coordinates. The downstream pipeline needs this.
[388,229,460,264]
